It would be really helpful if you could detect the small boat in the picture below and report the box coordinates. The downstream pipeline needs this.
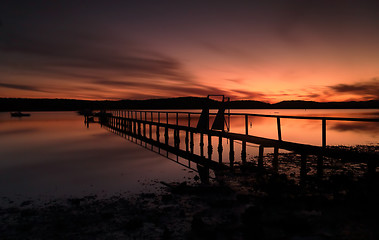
[10,111,31,117]
[77,109,93,116]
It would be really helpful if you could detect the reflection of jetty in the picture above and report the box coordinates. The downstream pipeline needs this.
[95,109,379,180]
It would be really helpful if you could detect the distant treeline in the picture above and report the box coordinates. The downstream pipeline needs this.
[1,97,378,111]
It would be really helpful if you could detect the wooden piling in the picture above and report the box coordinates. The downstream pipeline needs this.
[156,113,160,142]
[149,112,152,139]
[186,113,190,152]
[175,129,180,149]
[241,141,247,164]
[190,131,194,154]
[165,127,169,145]
[197,164,210,184]
[185,131,189,152]
[144,112,147,137]
[165,113,169,154]
[277,117,282,141]
[127,111,130,140]
[218,136,223,164]
[208,134,212,160]
[229,139,234,168]
[322,118,326,148]
[200,133,204,157]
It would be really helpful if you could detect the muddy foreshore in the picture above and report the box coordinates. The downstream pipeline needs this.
[1,150,379,240]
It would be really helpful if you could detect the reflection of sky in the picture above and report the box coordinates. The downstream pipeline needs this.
[0,110,377,204]
[1,1,379,102]
[0,112,196,204]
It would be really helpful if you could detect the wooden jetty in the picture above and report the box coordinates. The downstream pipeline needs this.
[96,109,379,180]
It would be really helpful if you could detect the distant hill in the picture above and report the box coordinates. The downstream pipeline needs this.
[0,97,378,111]
[272,100,379,109]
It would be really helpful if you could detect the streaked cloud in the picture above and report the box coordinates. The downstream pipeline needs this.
[0,82,46,92]
[328,78,379,100]
[1,1,379,101]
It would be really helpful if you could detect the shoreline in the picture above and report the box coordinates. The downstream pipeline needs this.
[2,158,379,240]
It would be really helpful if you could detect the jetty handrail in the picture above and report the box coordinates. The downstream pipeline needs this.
[108,109,378,148]
[99,109,379,178]
[110,109,379,122]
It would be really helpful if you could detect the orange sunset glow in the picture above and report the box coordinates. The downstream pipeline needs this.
[1,1,379,102]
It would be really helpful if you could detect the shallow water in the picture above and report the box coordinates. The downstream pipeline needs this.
[0,112,197,205]
[0,109,378,205]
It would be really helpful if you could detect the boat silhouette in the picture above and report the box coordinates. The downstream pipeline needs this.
[10,111,31,117]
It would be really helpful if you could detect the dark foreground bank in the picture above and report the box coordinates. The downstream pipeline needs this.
[2,161,379,240]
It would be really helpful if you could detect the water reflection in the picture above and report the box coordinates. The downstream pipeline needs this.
[0,112,197,205]
[330,122,379,134]
[0,109,377,205]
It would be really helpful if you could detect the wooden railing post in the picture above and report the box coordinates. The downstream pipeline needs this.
[134,112,137,138]
[148,112,152,140]
[241,141,247,164]
[200,133,204,157]
[175,113,180,150]
[277,117,282,141]
[218,136,223,164]
[165,127,169,145]
[245,114,248,135]
[138,111,141,138]
[156,112,160,142]
[185,113,190,152]
[190,131,194,154]
[143,112,146,138]
[322,118,326,148]
[208,134,212,160]
[229,139,234,168]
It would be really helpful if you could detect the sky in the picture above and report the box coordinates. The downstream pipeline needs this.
[1,0,379,103]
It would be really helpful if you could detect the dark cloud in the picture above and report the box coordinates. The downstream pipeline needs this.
[90,77,269,101]
[0,32,192,81]
[328,78,379,99]
[0,82,46,92]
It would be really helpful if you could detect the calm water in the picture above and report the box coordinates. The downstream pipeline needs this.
[0,112,197,205]
[0,109,378,205]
